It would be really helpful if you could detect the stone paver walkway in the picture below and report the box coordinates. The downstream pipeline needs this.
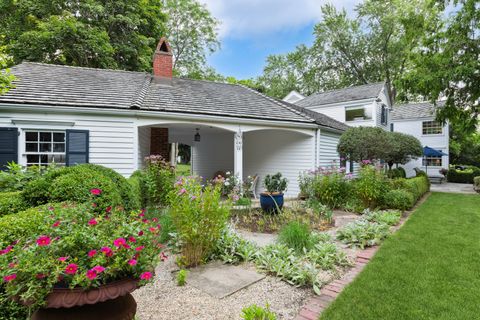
[430,182,476,194]
[236,229,278,247]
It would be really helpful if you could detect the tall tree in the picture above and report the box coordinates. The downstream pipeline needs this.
[0,0,166,71]
[399,0,480,132]
[163,0,220,78]
[0,45,15,95]
[258,0,441,99]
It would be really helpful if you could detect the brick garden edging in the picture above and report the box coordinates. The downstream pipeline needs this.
[294,246,379,320]
[294,193,430,320]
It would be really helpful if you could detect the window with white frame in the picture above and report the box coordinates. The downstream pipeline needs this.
[423,155,442,167]
[345,106,373,121]
[25,131,66,166]
[422,121,442,135]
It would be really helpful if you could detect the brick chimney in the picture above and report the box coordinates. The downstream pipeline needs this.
[153,37,173,78]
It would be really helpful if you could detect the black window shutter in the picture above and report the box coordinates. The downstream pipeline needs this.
[0,128,18,171]
[66,130,89,166]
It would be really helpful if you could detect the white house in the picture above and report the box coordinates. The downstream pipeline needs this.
[286,84,449,177]
[0,38,349,198]
[391,101,449,177]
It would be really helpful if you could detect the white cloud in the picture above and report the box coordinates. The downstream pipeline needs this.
[200,0,361,38]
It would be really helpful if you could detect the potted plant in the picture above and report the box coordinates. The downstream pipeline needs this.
[0,188,165,319]
[260,173,288,213]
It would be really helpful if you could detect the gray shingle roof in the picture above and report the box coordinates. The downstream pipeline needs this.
[296,82,385,108]
[391,101,445,120]
[279,100,349,132]
[0,62,325,125]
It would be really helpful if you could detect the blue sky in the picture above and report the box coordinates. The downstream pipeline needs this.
[201,0,361,79]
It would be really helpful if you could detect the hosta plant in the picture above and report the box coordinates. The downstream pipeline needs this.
[0,189,165,311]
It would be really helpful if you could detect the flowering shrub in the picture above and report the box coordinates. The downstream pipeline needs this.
[354,165,388,209]
[143,155,176,207]
[0,192,164,311]
[299,166,351,208]
[169,176,230,267]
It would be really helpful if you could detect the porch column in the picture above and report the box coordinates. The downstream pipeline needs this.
[234,130,243,185]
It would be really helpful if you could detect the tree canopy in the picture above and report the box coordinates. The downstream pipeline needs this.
[0,46,15,95]
[384,132,423,168]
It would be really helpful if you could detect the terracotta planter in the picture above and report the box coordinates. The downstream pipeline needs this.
[45,278,138,308]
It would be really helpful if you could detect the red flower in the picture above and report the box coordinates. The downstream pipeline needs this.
[123,244,131,250]
[92,203,97,208]
[135,246,145,252]
[106,206,112,213]
[88,250,97,257]
[161,252,168,261]
[52,221,61,227]
[138,230,144,236]
[58,257,68,262]
[86,269,97,280]
[88,218,98,226]
[128,259,137,266]
[138,213,145,218]
[113,238,126,248]
[128,236,136,243]
[148,227,158,233]
[36,236,51,246]
[140,272,152,280]
[65,264,78,275]
[152,218,159,223]
[36,273,47,279]
[101,247,113,257]
[90,188,102,196]
[93,265,106,273]
[0,245,13,255]
[3,274,16,282]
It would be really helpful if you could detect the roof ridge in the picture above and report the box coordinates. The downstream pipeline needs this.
[393,100,445,108]
[237,84,316,123]
[307,81,385,98]
[20,62,149,76]
[131,75,152,109]
[281,100,349,131]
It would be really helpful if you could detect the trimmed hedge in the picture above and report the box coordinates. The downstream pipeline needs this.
[384,175,430,210]
[0,192,27,217]
[382,189,415,211]
[474,176,480,193]
[22,164,138,211]
[447,166,480,184]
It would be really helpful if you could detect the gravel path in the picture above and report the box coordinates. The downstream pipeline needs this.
[133,257,312,320]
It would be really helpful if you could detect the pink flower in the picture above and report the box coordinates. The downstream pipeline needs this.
[140,272,152,280]
[113,238,126,248]
[178,188,187,195]
[135,246,145,252]
[190,195,197,200]
[128,259,137,266]
[36,236,51,247]
[148,227,157,233]
[58,257,68,262]
[138,213,145,218]
[88,218,98,226]
[92,266,105,273]
[90,188,102,196]
[65,264,78,275]
[123,244,131,250]
[8,262,17,269]
[86,269,97,280]
[3,274,16,282]
[52,221,61,227]
[106,206,112,213]
[128,236,136,243]
[152,218,158,223]
[88,250,97,257]
[101,246,113,257]
[0,245,13,255]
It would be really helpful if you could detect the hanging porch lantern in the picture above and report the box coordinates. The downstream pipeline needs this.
[194,128,201,142]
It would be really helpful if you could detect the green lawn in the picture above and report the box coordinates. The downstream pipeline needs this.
[176,163,191,177]
[321,192,480,320]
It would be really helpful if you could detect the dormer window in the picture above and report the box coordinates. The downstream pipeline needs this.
[345,106,372,121]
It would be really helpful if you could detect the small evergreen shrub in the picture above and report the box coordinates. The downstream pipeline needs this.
[241,304,277,320]
[447,166,480,184]
[404,176,430,201]
[278,221,312,253]
[0,191,27,217]
[382,189,415,210]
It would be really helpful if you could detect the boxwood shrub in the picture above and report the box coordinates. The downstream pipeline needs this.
[22,164,138,211]
[447,166,480,184]
[382,189,415,211]
[0,192,28,217]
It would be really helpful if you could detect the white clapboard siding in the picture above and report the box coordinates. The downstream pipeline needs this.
[318,130,341,168]
[243,129,314,197]
[191,132,234,180]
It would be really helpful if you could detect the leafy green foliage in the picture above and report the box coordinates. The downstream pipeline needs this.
[0,0,166,71]
[211,228,258,264]
[382,189,415,211]
[300,167,351,208]
[0,162,52,192]
[241,304,277,320]
[0,46,15,95]
[474,176,480,193]
[354,166,388,209]
[0,202,163,311]
[278,221,312,253]
[338,127,390,163]
[385,132,423,169]
[164,0,220,77]
[168,176,230,267]
[363,209,402,226]
[176,269,188,286]
[336,220,391,249]
[0,191,27,217]
[447,166,480,184]
[263,173,288,194]
[143,155,176,207]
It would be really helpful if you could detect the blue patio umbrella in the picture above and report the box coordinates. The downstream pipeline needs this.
[423,146,448,173]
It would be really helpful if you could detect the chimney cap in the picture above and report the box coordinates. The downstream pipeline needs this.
[155,37,173,55]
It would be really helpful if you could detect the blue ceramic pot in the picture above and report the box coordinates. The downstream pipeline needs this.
[260,193,284,214]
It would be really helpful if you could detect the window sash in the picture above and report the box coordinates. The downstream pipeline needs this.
[422,121,442,135]
[346,106,373,121]
[423,156,442,167]
[24,130,66,166]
